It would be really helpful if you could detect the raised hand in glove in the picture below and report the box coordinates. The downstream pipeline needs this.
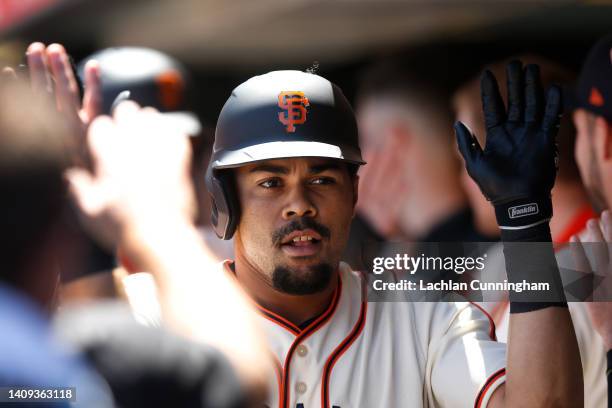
[455,61,562,230]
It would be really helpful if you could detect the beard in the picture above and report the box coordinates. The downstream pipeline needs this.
[271,263,333,295]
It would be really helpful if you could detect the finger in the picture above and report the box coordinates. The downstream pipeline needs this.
[1,67,17,81]
[480,70,506,130]
[64,168,104,217]
[81,59,102,124]
[570,235,593,275]
[47,44,80,114]
[524,64,544,124]
[454,121,482,164]
[141,106,159,115]
[506,60,524,123]
[113,100,141,123]
[26,42,52,94]
[541,85,562,133]
[587,218,609,272]
[88,115,116,154]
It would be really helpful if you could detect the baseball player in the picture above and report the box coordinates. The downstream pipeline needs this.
[201,66,582,407]
[570,32,612,407]
[77,47,234,258]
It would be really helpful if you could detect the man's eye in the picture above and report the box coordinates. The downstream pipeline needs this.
[259,179,282,188]
[310,177,335,185]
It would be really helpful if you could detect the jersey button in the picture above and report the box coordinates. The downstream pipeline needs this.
[295,382,307,394]
[296,345,308,357]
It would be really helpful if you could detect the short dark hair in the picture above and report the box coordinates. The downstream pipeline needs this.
[357,59,454,144]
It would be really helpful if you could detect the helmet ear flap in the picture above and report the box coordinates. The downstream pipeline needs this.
[205,167,240,240]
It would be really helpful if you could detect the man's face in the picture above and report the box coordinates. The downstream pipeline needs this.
[573,109,608,212]
[233,157,357,295]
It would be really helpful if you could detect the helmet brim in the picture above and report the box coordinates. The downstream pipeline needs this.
[210,140,366,169]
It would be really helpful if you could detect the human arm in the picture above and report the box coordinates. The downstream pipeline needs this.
[66,101,270,400]
[455,61,582,407]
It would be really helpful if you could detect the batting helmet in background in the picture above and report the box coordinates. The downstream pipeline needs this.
[207,70,365,240]
[78,47,201,137]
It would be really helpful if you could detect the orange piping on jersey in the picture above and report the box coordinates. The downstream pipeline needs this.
[321,272,368,408]
[474,367,506,408]
[222,259,302,334]
[257,307,301,336]
[269,353,283,408]
[279,277,343,408]
[254,275,343,337]
[469,301,497,341]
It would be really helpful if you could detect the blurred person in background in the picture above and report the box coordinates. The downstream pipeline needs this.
[344,61,489,271]
[355,61,487,243]
[569,32,612,406]
[453,55,607,408]
[1,42,269,407]
[0,49,113,407]
[63,47,234,308]
[62,99,269,408]
[79,47,234,260]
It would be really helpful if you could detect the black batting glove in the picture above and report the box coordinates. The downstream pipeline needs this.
[455,61,562,231]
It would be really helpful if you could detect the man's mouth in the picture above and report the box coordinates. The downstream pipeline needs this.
[279,229,323,257]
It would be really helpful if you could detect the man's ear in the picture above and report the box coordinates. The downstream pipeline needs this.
[351,174,359,217]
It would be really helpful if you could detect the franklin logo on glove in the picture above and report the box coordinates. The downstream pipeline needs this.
[508,203,539,219]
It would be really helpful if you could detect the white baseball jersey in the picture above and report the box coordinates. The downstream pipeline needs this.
[121,261,507,407]
[228,261,507,408]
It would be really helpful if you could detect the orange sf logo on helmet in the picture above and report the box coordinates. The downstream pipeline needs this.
[278,91,310,132]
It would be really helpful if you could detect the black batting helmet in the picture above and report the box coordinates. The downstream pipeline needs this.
[78,47,201,136]
[207,70,365,240]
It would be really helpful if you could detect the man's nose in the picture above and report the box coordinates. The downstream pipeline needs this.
[282,185,317,219]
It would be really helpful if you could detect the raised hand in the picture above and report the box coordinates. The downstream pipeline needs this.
[27,43,101,123]
[2,43,102,166]
[455,61,562,229]
[65,101,196,248]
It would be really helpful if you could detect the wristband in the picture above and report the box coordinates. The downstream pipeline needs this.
[500,222,567,313]
[494,195,553,230]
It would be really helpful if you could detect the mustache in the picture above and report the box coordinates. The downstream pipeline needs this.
[272,218,331,246]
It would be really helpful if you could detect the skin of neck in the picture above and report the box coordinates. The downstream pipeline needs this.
[232,235,338,327]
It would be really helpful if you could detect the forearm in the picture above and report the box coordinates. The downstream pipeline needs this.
[455,59,583,408]
[503,308,582,407]
[498,224,582,406]
[119,216,270,398]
